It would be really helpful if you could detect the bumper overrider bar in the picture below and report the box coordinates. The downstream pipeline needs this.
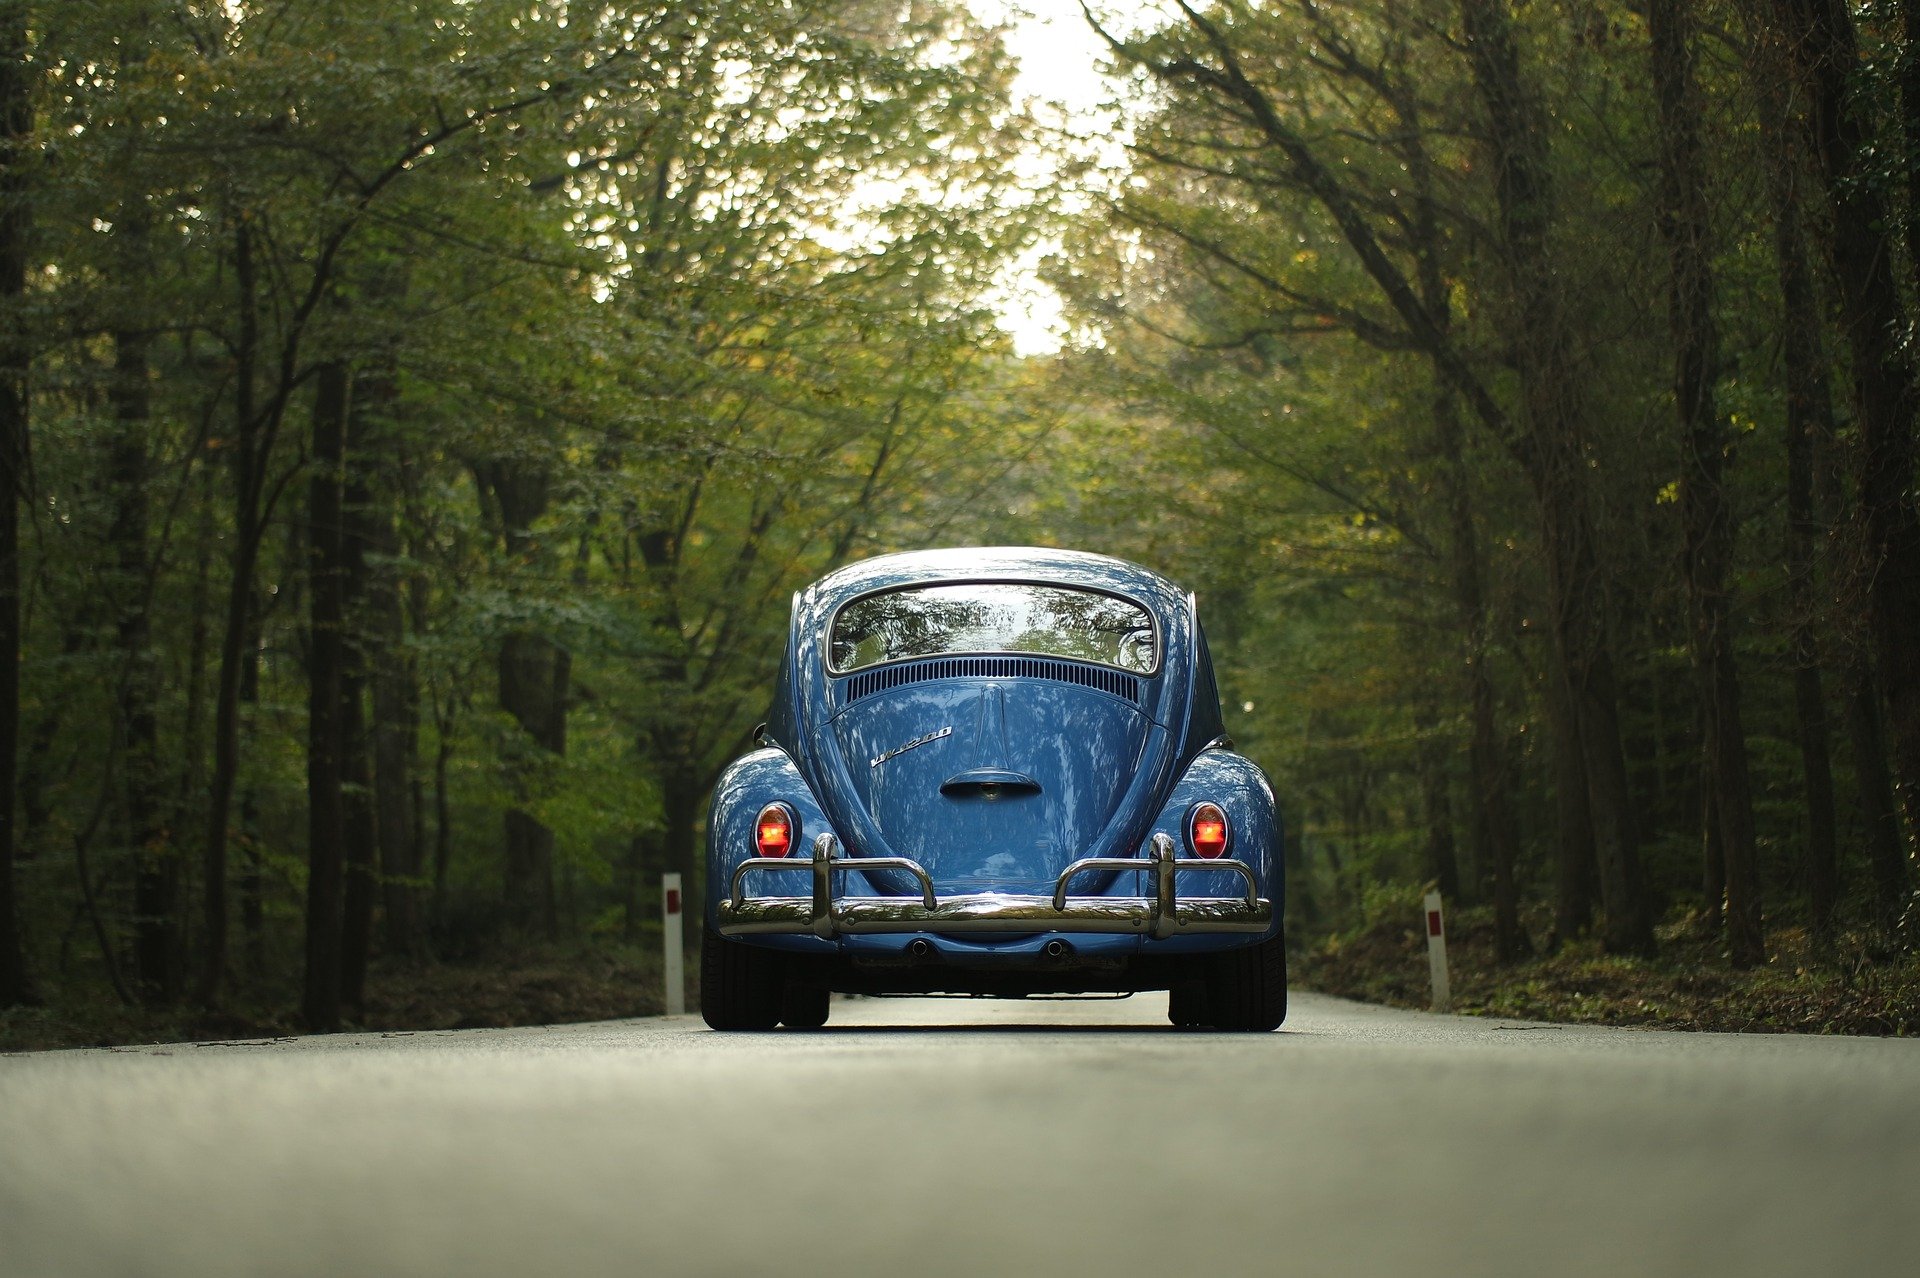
[718,832,1273,941]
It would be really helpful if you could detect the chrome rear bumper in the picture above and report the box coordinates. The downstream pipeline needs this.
[716,832,1273,940]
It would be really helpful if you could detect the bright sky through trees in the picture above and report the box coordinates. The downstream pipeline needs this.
[976,1,1154,353]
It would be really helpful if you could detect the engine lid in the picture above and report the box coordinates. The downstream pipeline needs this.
[826,677,1152,892]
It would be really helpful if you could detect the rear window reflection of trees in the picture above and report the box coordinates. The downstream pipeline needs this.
[830,584,1156,674]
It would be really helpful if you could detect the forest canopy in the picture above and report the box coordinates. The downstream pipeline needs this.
[1,0,1915,1036]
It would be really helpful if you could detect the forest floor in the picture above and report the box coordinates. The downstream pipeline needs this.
[1295,902,1920,1036]
[0,944,671,1052]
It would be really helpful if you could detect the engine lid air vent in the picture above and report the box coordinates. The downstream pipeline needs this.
[840,656,1142,706]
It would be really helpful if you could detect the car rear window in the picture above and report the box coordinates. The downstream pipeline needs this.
[829,583,1158,674]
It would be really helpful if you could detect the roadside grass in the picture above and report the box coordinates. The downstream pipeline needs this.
[1295,902,1920,1036]
[0,943,675,1052]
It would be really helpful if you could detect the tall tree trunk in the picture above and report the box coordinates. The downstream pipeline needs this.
[237,631,265,975]
[302,361,350,1032]
[496,627,563,937]
[1847,672,1909,929]
[1468,661,1524,960]
[1539,484,1646,948]
[1773,0,1920,881]
[1650,0,1763,966]
[1750,28,1841,942]
[100,0,172,1005]
[633,515,717,951]
[1543,640,1597,945]
[1407,109,1523,953]
[412,557,454,932]
[16,629,71,855]
[337,661,374,1011]
[1431,375,1521,955]
[1457,0,1651,955]
[1565,580,1651,955]
[480,463,562,938]
[1906,0,1920,306]
[1800,170,1909,932]
[362,380,422,959]
[339,268,421,963]
[337,442,377,1012]
[371,540,422,959]
[431,692,455,923]
[110,323,175,998]
[199,217,265,1006]
[1786,498,1840,944]
[0,10,30,1007]
[178,450,215,936]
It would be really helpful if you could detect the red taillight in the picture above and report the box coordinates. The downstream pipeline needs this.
[755,804,796,858]
[1188,802,1230,859]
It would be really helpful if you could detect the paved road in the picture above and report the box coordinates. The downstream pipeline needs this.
[2,992,1914,1277]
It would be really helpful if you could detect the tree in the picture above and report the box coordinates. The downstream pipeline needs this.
[1759,0,1920,886]
[1648,0,1762,965]
[1074,0,1654,952]
[0,0,1039,1028]
[0,1,33,1007]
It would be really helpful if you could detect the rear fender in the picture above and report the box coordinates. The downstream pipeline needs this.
[1137,748,1282,951]
[706,747,835,949]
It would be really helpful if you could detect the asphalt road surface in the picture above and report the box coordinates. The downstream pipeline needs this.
[2,991,1915,1277]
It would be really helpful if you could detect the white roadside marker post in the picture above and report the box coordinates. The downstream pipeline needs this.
[663,872,686,1016]
[1424,891,1451,1013]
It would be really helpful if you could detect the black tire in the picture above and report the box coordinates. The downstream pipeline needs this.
[1167,980,1210,1028]
[1202,928,1288,1032]
[779,982,831,1029]
[700,931,784,1030]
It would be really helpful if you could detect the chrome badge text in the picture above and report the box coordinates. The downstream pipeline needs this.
[870,725,951,769]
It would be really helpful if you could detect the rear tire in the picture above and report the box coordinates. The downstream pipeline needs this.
[700,931,784,1030]
[1167,981,1209,1027]
[779,982,831,1029]
[1202,928,1288,1032]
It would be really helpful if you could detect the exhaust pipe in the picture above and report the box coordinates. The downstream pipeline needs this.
[1043,938,1072,959]
[906,938,934,960]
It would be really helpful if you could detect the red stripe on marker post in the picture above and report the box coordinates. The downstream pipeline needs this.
[662,873,686,1016]
[1427,909,1442,937]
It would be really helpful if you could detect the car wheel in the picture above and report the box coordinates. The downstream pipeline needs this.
[779,982,831,1029]
[1202,928,1288,1032]
[700,931,784,1030]
[1167,980,1209,1027]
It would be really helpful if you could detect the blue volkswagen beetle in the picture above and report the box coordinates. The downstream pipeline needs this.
[702,547,1286,1031]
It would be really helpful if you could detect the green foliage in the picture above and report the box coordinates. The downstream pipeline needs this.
[5,0,1043,1021]
[7,0,1915,1037]
[1006,0,1919,971]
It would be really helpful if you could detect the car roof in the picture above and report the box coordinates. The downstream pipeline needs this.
[806,547,1184,613]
